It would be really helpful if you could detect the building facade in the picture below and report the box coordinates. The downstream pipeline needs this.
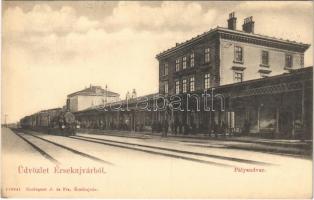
[23,66,313,140]
[67,85,120,112]
[156,12,309,95]
[73,67,312,139]
[75,93,160,131]
[152,12,311,139]
[20,12,313,140]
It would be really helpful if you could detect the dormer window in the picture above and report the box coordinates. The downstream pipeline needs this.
[234,46,243,63]
[285,54,293,68]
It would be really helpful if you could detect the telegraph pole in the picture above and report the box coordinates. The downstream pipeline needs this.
[105,84,108,104]
[4,114,8,128]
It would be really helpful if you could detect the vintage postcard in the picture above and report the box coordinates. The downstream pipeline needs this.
[1,1,313,198]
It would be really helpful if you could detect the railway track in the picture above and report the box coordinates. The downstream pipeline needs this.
[68,135,272,167]
[12,129,272,167]
[67,135,231,167]
[12,130,60,164]
[79,130,152,140]
[11,129,113,165]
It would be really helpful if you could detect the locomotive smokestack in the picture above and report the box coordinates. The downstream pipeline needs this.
[66,99,70,111]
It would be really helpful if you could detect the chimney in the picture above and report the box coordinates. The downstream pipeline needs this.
[227,12,237,30]
[242,16,255,33]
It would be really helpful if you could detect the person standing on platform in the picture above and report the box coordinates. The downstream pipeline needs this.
[162,119,169,137]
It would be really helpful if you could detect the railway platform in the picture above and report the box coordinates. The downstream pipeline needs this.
[77,128,312,157]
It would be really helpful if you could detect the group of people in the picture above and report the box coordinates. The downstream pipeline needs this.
[151,119,195,137]
[78,117,238,137]
[151,119,235,137]
[78,118,146,132]
[151,120,170,137]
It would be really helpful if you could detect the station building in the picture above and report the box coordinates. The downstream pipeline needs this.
[21,13,313,140]
[156,12,309,95]
[67,85,120,112]
[74,67,312,139]
[151,12,311,139]
[75,93,159,131]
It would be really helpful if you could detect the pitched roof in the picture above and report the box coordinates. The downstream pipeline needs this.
[156,26,310,59]
[75,93,160,113]
[67,85,119,98]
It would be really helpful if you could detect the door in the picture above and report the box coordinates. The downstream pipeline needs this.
[279,111,293,136]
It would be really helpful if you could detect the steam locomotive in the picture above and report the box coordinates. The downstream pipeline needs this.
[20,108,78,136]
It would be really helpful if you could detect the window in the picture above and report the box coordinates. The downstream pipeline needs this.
[175,80,180,94]
[234,46,243,62]
[190,76,195,92]
[190,53,195,67]
[261,51,269,66]
[205,48,210,63]
[164,63,168,76]
[285,54,293,68]
[175,58,180,71]
[182,57,187,69]
[164,81,168,94]
[234,71,243,83]
[204,73,210,89]
[182,79,187,93]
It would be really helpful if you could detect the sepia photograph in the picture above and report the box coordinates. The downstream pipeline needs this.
[1,1,313,198]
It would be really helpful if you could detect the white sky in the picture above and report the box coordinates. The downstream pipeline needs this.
[2,1,313,123]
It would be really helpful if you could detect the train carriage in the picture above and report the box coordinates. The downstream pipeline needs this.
[20,108,78,136]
